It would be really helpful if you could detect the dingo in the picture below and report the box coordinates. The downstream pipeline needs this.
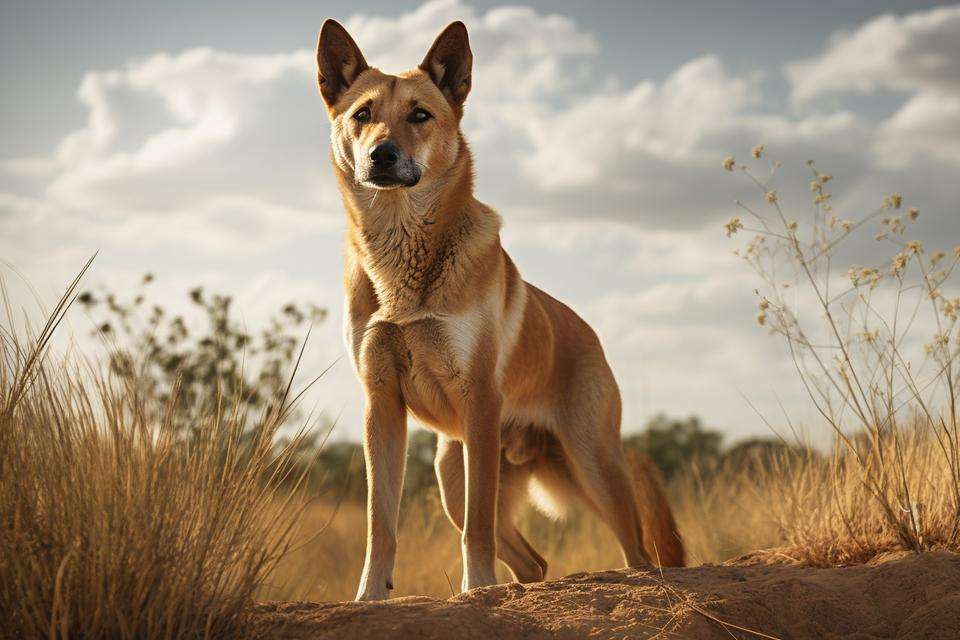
[316,19,685,601]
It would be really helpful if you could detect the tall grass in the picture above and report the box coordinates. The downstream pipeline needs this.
[724,148,960,558]
[759,429,959,565]
[0,271,311,639]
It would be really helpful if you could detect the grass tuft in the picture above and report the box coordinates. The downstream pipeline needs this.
[0,272,311,639]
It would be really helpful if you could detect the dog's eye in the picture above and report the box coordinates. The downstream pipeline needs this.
[408,108,432,124]
[352,107,371,123]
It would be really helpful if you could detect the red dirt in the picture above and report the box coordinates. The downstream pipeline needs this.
[255,550,960,639]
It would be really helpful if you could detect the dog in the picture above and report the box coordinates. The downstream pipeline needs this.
[316,18,685,601]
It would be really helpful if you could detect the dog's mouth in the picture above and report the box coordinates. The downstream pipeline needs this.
[368,175,409,188]
[362,167,422,190]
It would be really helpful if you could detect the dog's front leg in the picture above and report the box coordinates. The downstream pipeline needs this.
[460,389,502,591]
[355,325,407,601]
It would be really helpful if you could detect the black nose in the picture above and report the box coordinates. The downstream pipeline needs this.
[369,141,400,169]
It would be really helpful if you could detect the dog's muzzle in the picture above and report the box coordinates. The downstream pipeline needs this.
[358,140,421,188]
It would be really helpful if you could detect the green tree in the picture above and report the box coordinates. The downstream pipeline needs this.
[718,437,810,476]
[623,414,723,479]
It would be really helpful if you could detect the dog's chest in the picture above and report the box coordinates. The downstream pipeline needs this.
[360,224,456,321]
[390,311,486,434]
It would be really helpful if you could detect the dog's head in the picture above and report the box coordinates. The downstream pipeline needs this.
[317,19,472,191]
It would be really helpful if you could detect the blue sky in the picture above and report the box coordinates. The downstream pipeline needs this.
[3,0,960,442]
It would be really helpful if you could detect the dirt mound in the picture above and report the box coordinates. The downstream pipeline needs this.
[255,551,960,639]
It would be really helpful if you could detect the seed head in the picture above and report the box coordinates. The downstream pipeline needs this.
[723,156,736,171]
[766,190,778,204]
[907,207,919,220]
[943,298,960,320]
[891,251,910,276]
[752,144,764,159]
[724,217,744,237]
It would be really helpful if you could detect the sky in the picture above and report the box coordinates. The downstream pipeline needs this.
[2,0,960,443]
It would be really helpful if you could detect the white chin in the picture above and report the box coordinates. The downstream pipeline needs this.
[359,179,404,190]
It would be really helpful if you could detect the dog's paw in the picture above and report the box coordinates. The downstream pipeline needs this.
[461,569,498,593]
[355,578,393,601]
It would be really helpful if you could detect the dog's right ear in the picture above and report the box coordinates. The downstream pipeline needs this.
[316,19,369,108]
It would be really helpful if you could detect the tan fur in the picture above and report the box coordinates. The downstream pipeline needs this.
[316,19,684,601]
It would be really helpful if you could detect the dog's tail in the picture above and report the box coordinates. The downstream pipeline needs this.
[628,452,686,567]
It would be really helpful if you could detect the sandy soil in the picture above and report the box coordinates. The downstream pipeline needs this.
[254,550,960,639]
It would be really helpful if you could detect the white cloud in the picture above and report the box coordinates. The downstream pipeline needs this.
[874,89,960,167]
[42,49,315,211]
[787,6,960,102]
[521,56,757,189]
[787,5,960,169]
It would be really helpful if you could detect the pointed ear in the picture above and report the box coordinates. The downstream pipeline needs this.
[316,19,369,108]
[419,21,472,110]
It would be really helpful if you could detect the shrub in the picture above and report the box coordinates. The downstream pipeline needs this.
[77,274,326,432]
[724,149,960,556]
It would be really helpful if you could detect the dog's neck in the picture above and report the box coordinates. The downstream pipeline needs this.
[336,142,502,321]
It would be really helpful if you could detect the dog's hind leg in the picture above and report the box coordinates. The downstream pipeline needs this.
[495,458,548,583]
[553,417,652,570]
[435,435,547,584]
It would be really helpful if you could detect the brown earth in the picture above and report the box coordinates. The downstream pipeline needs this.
[254,551,960,639]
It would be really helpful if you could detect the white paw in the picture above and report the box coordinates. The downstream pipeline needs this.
[461,569,498,592]
[355,577,393,601]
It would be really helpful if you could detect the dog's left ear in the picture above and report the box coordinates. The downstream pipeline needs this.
[419,21,472,111]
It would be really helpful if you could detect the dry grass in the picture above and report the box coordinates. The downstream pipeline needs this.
[0,273,310,639]
[725,150,960,560]
[264,428,958,601]
[757,431,960,565]
[263,457,787,602]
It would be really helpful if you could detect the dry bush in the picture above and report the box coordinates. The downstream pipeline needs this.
[752,428,958,565]
[723,148,960,561]
[0,271,311,639]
